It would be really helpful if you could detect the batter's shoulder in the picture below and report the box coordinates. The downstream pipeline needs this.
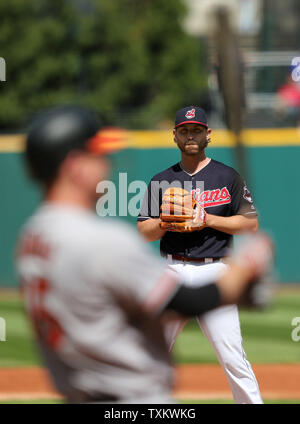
[65,215,145,260]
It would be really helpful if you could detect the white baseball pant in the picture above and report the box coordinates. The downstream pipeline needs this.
[165,257,263,404]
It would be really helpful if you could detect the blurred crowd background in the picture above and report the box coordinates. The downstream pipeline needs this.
[1,0,300,287]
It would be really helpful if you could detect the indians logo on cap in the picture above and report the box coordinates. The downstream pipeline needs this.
[185,108,195,119]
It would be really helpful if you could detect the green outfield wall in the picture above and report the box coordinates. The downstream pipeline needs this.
[1,129,300,286]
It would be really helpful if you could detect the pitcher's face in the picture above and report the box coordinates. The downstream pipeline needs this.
[174,124,210,155]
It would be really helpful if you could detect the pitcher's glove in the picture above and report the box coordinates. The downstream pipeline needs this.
[159,187,206,232]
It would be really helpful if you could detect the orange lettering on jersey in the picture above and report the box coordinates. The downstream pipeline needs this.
[25,278,64,351]
[18,233,51,260]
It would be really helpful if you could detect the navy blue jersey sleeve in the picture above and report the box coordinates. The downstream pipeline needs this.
[230,173,257,216]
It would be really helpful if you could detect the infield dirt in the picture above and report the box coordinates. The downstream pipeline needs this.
[0,364,299,401]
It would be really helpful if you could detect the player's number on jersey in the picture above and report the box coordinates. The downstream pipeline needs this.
[22,278,64,350]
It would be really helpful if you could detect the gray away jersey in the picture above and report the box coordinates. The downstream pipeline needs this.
[16,204,179,402]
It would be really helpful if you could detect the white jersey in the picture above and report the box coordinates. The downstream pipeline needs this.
[16,204,179,402]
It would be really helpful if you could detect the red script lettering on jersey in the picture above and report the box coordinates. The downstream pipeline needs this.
[192,187,231,208]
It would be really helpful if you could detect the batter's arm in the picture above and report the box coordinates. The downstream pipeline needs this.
[165,262,254,315]
[165,232,273,314]
[204,214,258,235]
[137,218,167,242]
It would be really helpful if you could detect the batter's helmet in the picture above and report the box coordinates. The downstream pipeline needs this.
[26,105,122,184]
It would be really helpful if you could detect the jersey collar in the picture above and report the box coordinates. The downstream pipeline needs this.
[179,158,211,177]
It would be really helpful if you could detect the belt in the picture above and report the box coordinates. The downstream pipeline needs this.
[166,254,223,263]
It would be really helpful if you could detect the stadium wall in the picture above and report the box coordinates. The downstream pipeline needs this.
[1,129,299,286]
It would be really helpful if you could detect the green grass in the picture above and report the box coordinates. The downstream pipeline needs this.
[0,291,299,405]
[173,293,300,364]
[0,291,299,367]
[0,296,42,366]
[0,399,63,404]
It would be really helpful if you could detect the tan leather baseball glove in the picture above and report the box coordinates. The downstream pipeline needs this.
[159,187,206,232]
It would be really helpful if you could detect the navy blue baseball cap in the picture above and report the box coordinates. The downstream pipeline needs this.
[174,106,208,129]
